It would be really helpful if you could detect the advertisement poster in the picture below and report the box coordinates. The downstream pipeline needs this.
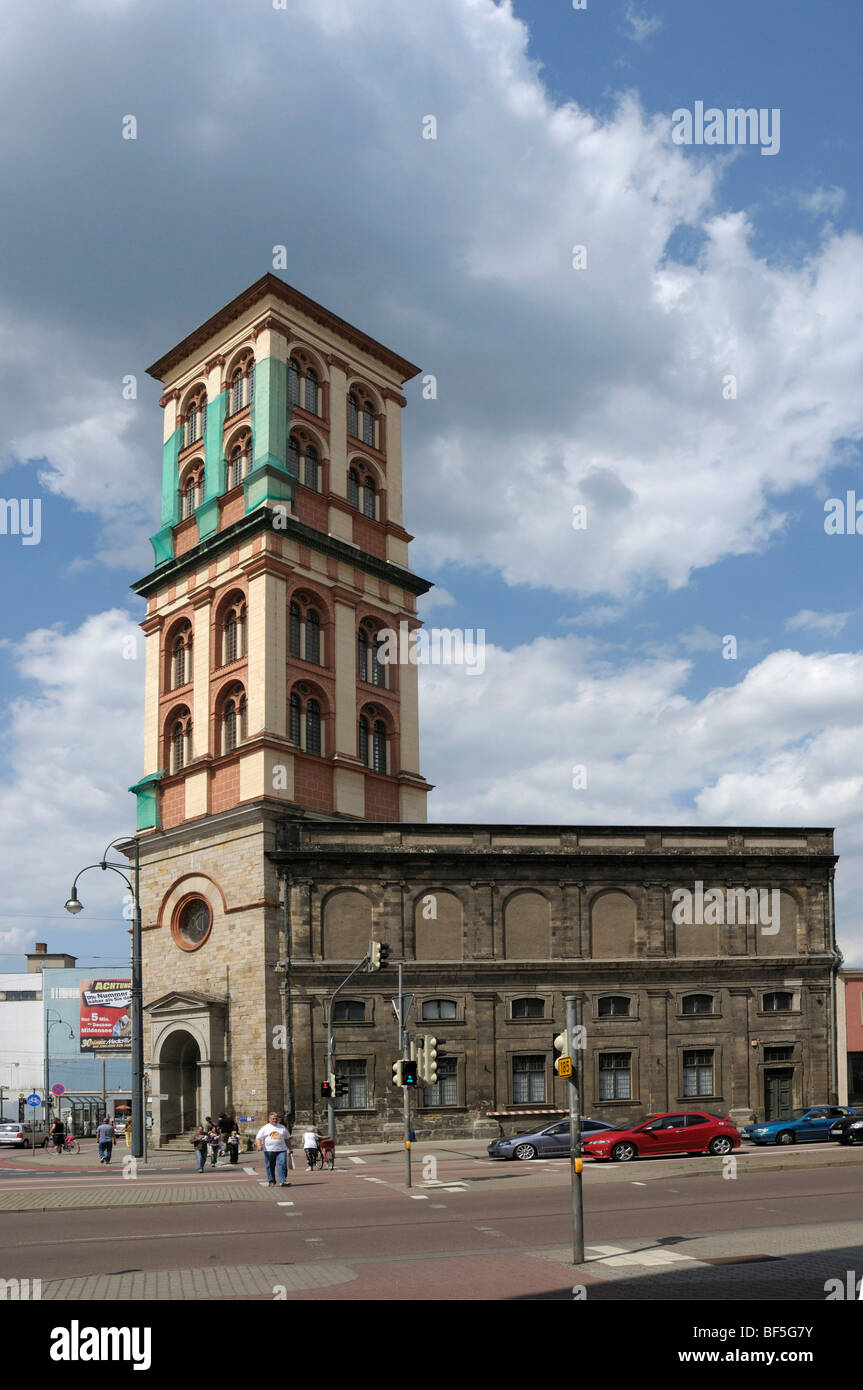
[79,979,132,1053]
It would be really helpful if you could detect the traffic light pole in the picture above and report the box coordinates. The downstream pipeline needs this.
[565,994,584,1265]
[399,963,412,1189]
[324,950,372,1141]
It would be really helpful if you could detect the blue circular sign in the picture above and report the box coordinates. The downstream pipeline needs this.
[26,1093,41,1107]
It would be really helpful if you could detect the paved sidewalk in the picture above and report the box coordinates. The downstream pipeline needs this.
[0,1181,273,1211]
[38,1261,358,1300]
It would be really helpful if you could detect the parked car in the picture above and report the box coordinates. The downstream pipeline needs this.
[113,1118,128,1139]
[742,1106,858,1145]
[829,1113,863,1145]
[488,1117,617,1161]
[582,1111,740,1163]
[0,1121,50,1147]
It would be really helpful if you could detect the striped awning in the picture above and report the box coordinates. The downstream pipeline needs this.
[487,1108,568,1118]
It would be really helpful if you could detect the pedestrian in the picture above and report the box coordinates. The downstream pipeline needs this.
[96,1115,114,1165]
[218,1111,232,1155]
[50,1115,66,1154]
[303,1125,321,1170]
[191,1125,208,1174]
[227,1125,240,1165]
[207,1124,220,1167]
[124,1116,132,1149]
[255,1112,291,1187]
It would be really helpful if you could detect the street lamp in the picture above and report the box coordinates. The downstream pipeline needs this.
[45,1011,74,1127]
[64,835,143,1159]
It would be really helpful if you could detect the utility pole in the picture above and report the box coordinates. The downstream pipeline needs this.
[324,948,373,1141]
[399,962,411,1189]
[565,994,584,1265]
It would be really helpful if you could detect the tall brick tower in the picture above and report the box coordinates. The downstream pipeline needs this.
[130,276,432,1139]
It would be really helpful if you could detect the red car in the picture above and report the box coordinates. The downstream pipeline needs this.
[582,1110,741,1162]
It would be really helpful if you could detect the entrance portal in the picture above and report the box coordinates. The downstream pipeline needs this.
[764,1067,793,1121]
[158,1029,201,1135]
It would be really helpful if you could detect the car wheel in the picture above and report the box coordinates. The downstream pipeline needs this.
[776,1130,795,1146]
[610,1141,637,1162]
[513,1143,537,1161]
[708,1136,734,1156]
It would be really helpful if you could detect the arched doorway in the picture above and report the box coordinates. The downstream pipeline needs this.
[158,1029,201,1135]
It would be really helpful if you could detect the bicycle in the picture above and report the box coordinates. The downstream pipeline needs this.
[48,1135,80,1155]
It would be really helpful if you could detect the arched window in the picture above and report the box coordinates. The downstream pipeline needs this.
[348,393,359,438]
[598,996,631,1017]
[226,451,240,491]
[287,437,300,478]
[288,360,300,407]
[681,994,713,1016]
[304,368,318,415]
[303,444,318,490]
[358,715,369,765]
[290,602,301,659]
[182,476,196,519]
[763,991,793,1012]
[289,692,301,744]
[372,720,386,774]
[171,721,186,773]
[362,404,375,447]
[306,699,321,756]
[243,435,253,476]
[512,998,544,1019]
[184,391,207,447]
[305,610,321,665]
[222,691,246,754]
[348,468,360,509]
[357,629,368,683]
[224,614,238,665]
[248,360,255,404]
[173,638,187,689]
[372,632,387,688]
[231,370,244,416]
[363,475,376,519]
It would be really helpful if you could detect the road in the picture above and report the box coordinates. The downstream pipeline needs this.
[1,1139,862,1300]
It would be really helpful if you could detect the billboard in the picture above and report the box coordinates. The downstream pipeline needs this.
[79,979,132,1053]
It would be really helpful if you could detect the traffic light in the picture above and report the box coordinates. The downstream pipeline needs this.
[402,1058,418,1086]
[392,1059,405,1087]
[368,940,391,971]
[321,1080,332,1099]
[553,1030,570,1076]
[335,1077,349,1099]
[424,1036,438,1085]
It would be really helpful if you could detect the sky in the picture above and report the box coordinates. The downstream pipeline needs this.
[1,0,862,969]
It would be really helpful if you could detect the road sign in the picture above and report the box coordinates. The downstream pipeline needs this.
[391,995,414,1026]
[26,1093,41,1107]
[557,1056,573,1078]
[51,1083,65,1096]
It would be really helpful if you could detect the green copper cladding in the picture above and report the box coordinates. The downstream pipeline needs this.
[129,771,164,831]
[251,355,288,473]
[205,390,228,500]
[160,425,183,525]
[150,524,175,567]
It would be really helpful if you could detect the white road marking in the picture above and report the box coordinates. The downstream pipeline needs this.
[409,1194,428,1200]
[632,1181,647,1186]
[347,1156,365,1164]
[243,1166,256,1174]
[304,1237,323,1243]
[277,1201,294,1206]
[586,1242,707,1269]
[430,1203,447,1209]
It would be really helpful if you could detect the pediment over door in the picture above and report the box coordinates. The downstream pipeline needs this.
[146,990,226,1019]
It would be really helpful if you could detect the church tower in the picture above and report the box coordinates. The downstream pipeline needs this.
[130,276,432,1139]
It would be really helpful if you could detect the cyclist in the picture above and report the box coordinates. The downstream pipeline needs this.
[50,1116,66,1154]
[303,1125,322,1170]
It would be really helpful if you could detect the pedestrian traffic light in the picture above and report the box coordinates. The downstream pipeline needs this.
[321,1081,332,1099]
[392,1059,405,1087]
[402,1058,418,1086]
[553,1030,570,1076]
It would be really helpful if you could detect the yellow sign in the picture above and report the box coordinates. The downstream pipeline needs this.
[557,1056,573,1077]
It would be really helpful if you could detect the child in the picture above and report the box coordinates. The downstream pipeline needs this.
[227,1126,240,1165]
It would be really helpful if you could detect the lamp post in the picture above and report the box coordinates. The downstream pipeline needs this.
[65,835,143,1159]
[44,1012,74,1127]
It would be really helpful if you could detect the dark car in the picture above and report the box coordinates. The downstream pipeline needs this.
[829,1113,863,1145]
[582,1111,741,1162]
[488,1117,617,1161]
[743,1106,858,1145]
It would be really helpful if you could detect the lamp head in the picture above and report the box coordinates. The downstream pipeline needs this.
[64,889,83,915]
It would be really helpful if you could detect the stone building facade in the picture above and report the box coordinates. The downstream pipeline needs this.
[130,277,840,1142]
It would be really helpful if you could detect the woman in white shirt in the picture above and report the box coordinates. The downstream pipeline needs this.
[303,1126,321,1170]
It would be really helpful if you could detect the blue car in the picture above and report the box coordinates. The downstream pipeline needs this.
[743,1105,858,1146]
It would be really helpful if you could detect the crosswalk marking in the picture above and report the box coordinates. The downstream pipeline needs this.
[347,1156,365,1164]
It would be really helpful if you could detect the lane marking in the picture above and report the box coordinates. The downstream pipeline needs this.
[632,1181,646,1186]
[409,1194,428,1200]
[347,1156,365,1165]
[430,1204,447,1209]
[243,1166,256,1175]
[304,1237,323,1243]
[277,1201,294,1207]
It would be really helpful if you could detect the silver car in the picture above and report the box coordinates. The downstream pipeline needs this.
[0,1121,50,1147]
[488,1117,617,1161]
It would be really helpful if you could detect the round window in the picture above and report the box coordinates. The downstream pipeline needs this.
[173,897,212,950]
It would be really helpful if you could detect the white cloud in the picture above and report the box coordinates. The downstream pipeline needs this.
[0,611,144,963]
[785,608,853,638]
[420,639,863,962]
[417,587,457,616]
[622,2,663,43]
[796,186,846,217]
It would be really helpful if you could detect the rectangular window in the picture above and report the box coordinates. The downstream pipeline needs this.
[763,1046,794,1063]
[599,1052,631,1101]
[423,1057,457,1108]
[683,1049,714,1097]
[512,1055,545,1105]
[335,1059,366,1110]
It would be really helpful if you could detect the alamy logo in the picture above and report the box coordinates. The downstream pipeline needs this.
[0,1277,41,1300]
[49,1322,151,1371]
[671,102,780,156]
[376,622,486,676]
[0,498,41,545]
[671,882,780,934]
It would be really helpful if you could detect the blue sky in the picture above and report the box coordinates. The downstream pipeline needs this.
[1,0,862,969]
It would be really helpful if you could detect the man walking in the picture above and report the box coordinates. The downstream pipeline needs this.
[96,1116,114,1165]
[255,1112,291,1187]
